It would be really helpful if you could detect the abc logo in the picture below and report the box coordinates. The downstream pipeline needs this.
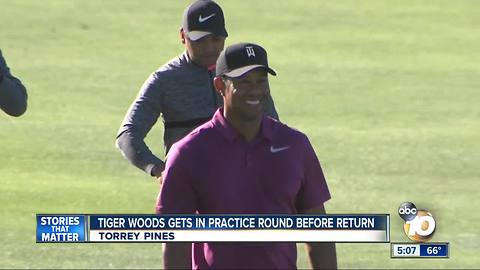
[398,202,436,242]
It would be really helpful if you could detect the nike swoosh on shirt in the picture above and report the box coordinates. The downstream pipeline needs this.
[199,13,216,23]
[270,146,290,153]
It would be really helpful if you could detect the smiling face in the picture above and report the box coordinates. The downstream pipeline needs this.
[215,68,270,123]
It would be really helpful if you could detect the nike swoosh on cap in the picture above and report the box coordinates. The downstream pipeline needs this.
[199,13,216,23]
[270,146,290,153]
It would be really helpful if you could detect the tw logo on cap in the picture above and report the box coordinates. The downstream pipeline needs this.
[246,46,256,58]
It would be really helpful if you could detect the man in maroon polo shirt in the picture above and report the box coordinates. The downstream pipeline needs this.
[157,43,337,269]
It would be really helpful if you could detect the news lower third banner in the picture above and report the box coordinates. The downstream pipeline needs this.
[37,214,390,243]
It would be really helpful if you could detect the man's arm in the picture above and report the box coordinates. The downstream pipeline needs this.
[116,72,165,176]
[157,145,197,269]
[0,50,27,117]
[298,135,336,269]
[303,205,337,270]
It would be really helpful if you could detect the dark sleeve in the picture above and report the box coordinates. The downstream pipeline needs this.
[115,72,164,176]
[0,50,28,117]
[295,135,331,212]
[156,145,198,214]
[263,91,279,120]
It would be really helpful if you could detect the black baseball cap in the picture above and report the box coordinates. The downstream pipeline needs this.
[182,0,228,41]
[216,43,277,78]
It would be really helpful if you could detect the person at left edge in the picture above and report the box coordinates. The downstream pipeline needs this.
[0,49,28,117]
[115,0,279,180]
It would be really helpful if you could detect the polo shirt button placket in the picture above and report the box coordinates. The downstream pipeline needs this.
[245,145,253,168]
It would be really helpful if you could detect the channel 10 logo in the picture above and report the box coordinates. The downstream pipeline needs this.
[398,202,436,242]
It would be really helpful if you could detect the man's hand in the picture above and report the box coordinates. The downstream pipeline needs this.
[163,242,191,269]
[151,163,165,177]
[156,174,163,185]
[151,164,165,185]
[303,205,337,269]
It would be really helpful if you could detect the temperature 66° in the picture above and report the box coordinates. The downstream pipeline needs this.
[427,246,441,255]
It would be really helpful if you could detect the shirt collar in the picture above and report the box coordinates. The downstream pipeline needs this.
[211,108,274,143]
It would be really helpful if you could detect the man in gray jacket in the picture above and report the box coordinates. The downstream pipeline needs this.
[0,50,27,117]
[116,0,279,179]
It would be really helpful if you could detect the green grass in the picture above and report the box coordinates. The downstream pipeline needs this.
[1,0,479,268]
